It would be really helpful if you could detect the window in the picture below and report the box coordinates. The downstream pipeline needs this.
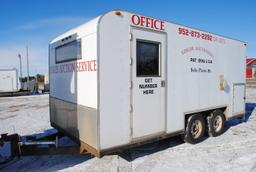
[55,40,81,63]
[136,40,160,76]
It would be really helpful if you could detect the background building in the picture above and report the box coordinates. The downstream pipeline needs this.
[246,58,256,79]
[0,68,18,93]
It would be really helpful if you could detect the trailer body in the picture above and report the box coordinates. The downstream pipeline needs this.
[49,10,246,156]
[0,69,18,93]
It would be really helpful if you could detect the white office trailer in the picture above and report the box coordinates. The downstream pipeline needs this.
[49,10,246,157]
[0,69,19,93]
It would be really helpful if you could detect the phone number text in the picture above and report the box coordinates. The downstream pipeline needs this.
[178,27,225,44]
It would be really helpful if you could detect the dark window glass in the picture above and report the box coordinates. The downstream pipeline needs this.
[136,40,160,76]
[55,40,81,63]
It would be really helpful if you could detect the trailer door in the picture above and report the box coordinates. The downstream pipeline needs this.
[233,83,245,116]
[131,28,166,139]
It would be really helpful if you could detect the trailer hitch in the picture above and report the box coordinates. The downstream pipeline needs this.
[0,133,20,157]
[0,132,80,163]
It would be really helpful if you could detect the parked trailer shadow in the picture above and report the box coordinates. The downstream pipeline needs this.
[21,103,252,163]
[117,136,184,162]
[1,103,255,169]
[226,102,256,127]
[118,102,256,162]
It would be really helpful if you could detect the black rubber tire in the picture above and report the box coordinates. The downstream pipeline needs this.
[207,110,225,137]
[184,114,205,144]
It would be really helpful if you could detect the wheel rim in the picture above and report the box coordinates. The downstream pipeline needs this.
[190,120,203,139]
[213,115,223,132]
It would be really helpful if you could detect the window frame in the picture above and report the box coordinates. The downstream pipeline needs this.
[55,39,82,64]
[136,39,161,77]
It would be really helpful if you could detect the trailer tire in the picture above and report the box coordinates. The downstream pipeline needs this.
[184,114,205,144]
[207,110,225,137]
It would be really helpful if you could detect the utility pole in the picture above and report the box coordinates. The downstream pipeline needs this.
[26,46,30,83]
[18,54,22,78]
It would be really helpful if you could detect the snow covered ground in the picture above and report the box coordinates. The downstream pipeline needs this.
[0,90,256,172]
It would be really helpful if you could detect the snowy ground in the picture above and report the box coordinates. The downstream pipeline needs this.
[0,89,256,172]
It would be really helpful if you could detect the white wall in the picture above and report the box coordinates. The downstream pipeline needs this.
[166,23,246,132]
[49,17,100,150]
[49,17,99,108]
[0,69,18,92]
[99,11,131,149]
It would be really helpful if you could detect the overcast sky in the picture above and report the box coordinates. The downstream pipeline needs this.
[0,0,255,76]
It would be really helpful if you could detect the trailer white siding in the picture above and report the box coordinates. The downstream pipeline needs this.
[99,12,131,149]
[49,17,100,149]
[50,17,99,108]
[166,24,246,132]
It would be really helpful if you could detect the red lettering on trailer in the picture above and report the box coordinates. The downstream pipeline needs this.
[178,27,225,44]
[131,14,165,31]
[181,46,214,58]
[140,16,146,27]
[160,21,164,30]
[131,15,140,25]
[145,17,150,27]
[50,59,97,74]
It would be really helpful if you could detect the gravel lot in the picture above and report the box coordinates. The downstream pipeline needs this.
[0,88,256,172]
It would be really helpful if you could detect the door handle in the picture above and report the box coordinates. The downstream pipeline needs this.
[161,81,165,87]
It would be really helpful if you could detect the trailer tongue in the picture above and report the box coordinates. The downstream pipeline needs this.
[0,132,83,164]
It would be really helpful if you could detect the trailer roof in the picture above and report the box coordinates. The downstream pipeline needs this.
[50,10,246,45]
[50,16,101,44]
